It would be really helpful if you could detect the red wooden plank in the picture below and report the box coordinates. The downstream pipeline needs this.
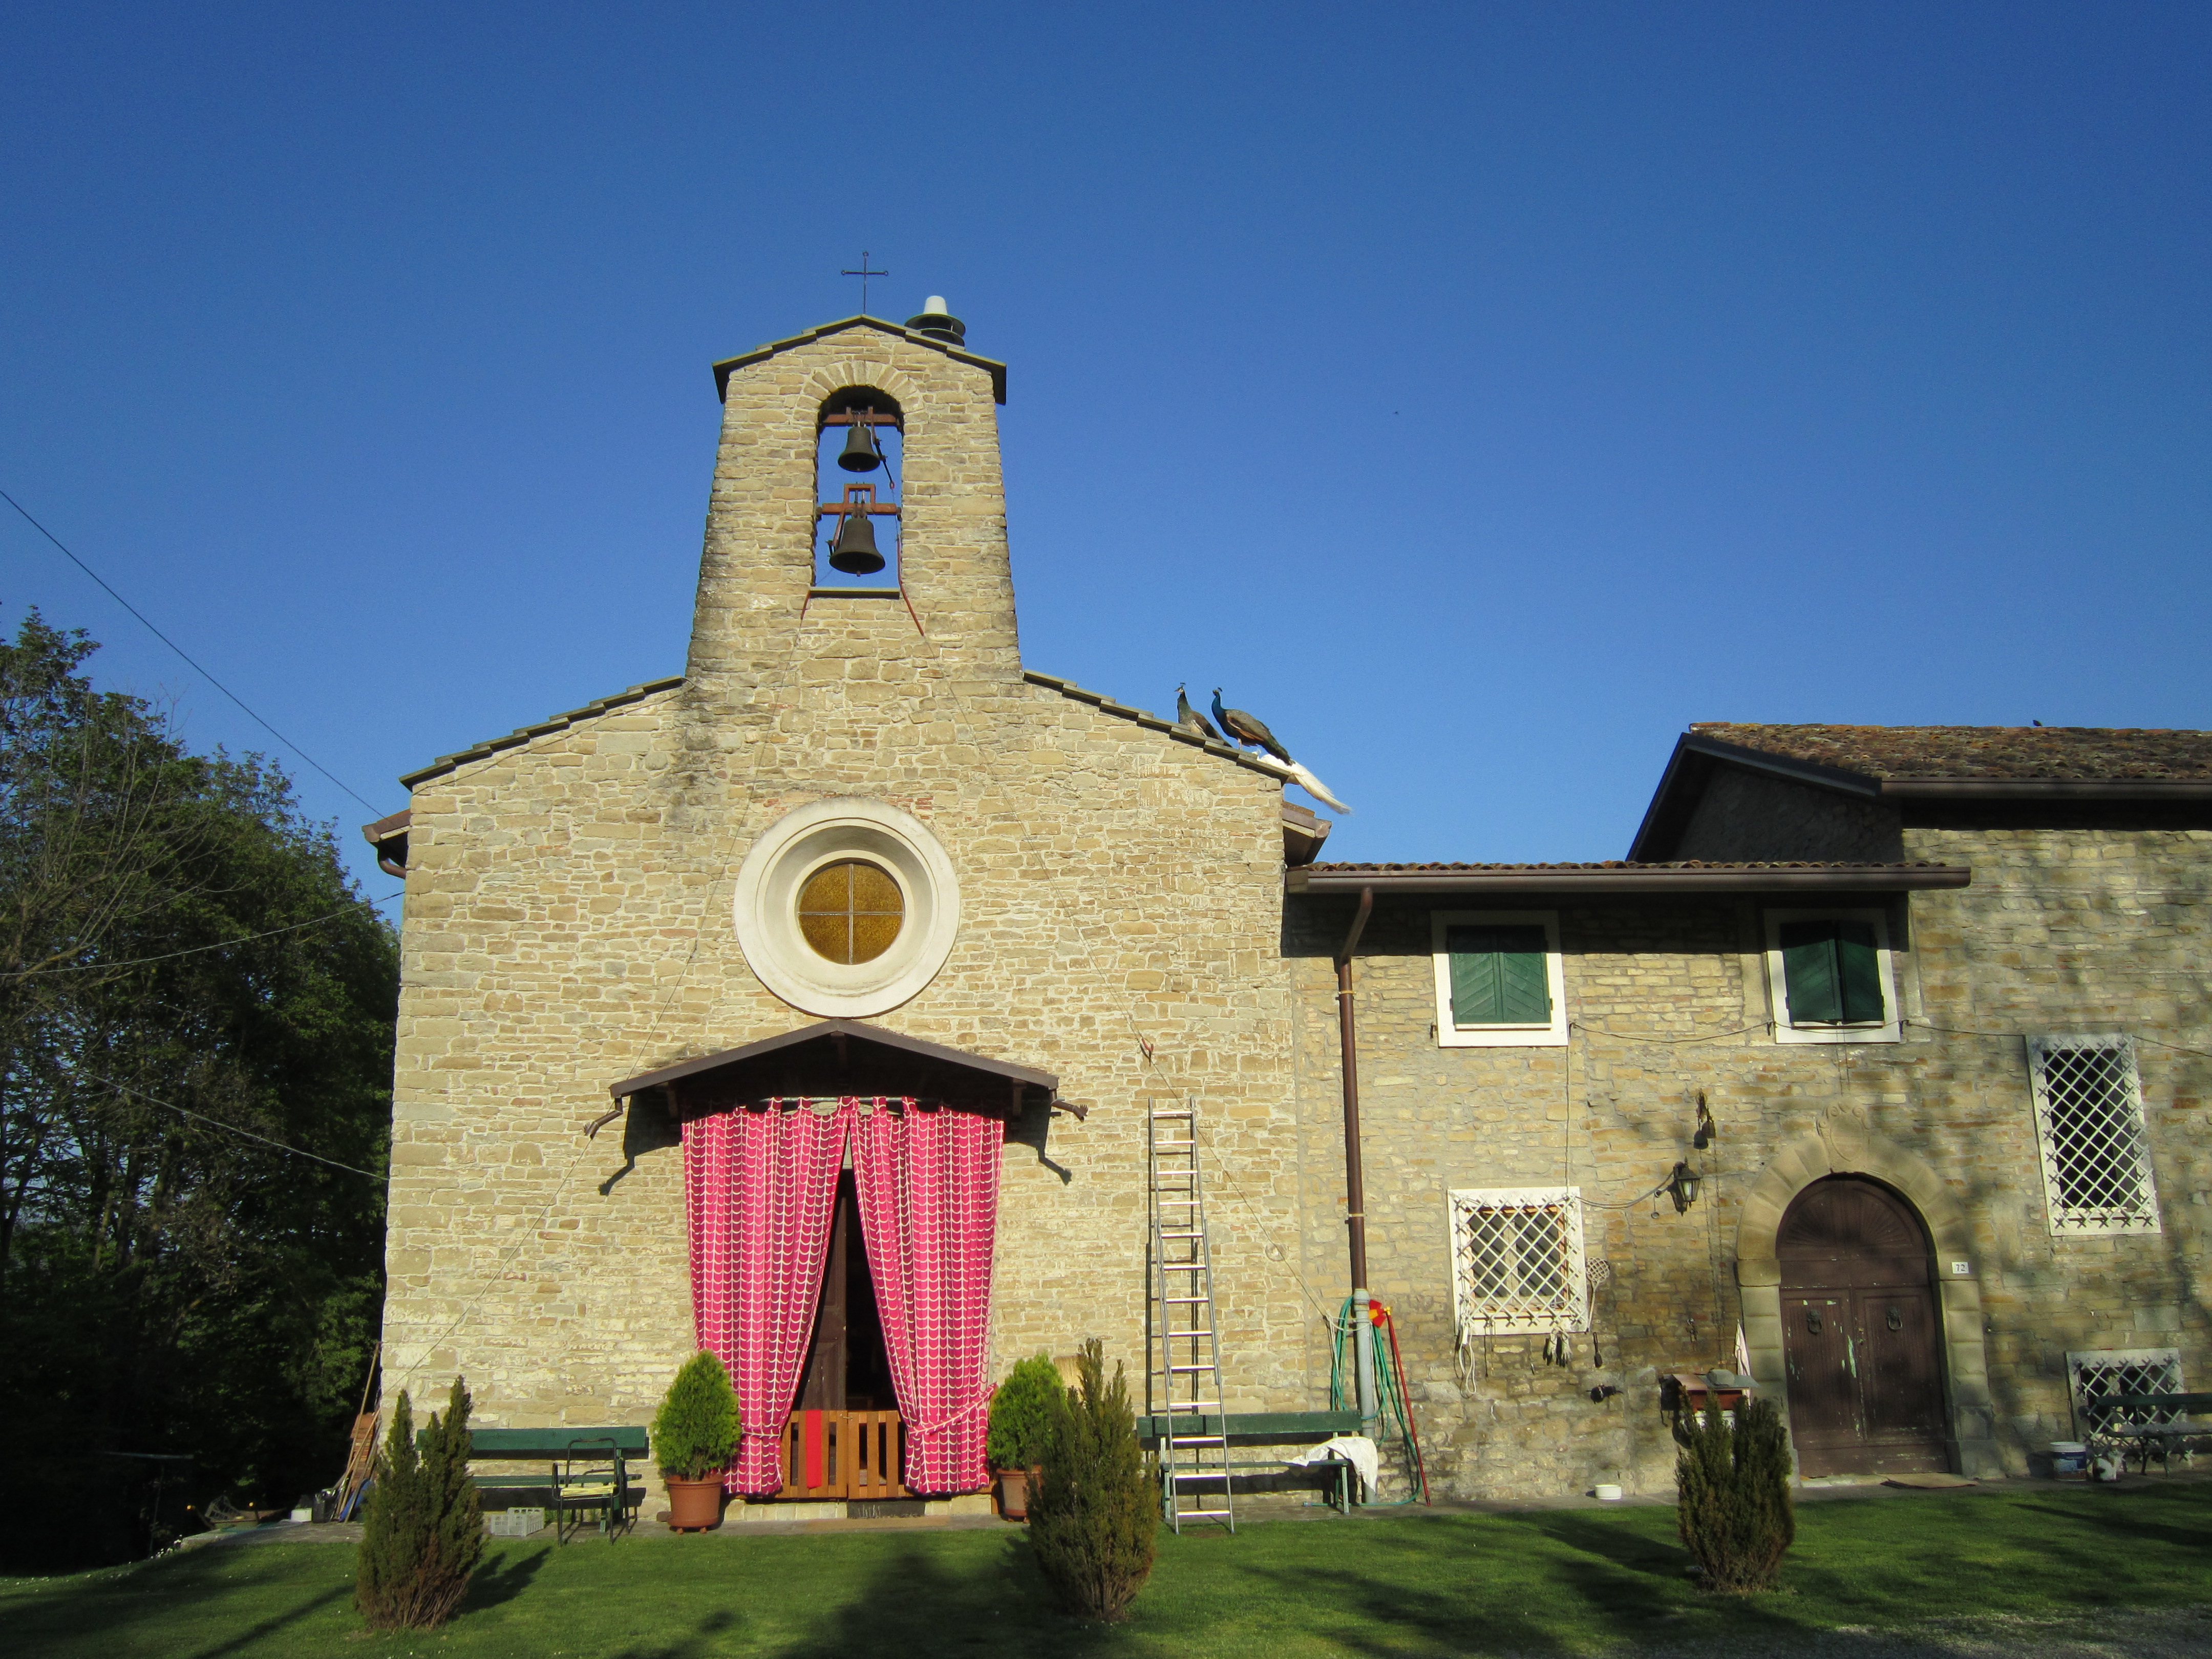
[803,1410,826,1490]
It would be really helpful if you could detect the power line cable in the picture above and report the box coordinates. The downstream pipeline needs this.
[6,890,405,979]
[1905,1015,2212,1065]
[1,487,386,816]
[1568,1017,1763,1045]
[85,1072,383,1180]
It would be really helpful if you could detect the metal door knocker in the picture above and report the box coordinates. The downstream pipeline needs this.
[1886,1305,1903,1331]
[1805,1307,1823,1334]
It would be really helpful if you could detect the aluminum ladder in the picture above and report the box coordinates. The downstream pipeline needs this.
[1147,1098,1235,1533]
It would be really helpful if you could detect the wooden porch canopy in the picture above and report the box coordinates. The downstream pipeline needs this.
[607,1018,1061,1120]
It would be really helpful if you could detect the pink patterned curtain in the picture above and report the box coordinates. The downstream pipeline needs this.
[852,1105,1002,1495]
[682,1104,847,1493]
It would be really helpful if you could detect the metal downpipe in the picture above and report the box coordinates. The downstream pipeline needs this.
[1336,886,1377,1439]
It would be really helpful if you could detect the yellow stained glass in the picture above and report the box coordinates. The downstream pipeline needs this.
[798,910,850,960]
[851,911,902,961]
[802,861,852,910]
[797,859,905,965]
[850,861,901,911]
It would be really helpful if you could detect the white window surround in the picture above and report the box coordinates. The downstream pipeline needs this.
[2067,1349,2183,1429]
[732,797,960,1018]
[1448,1186,1589,1338]
[1762,907,1902,1045]
[2029,1034,2161,1237]
[1430,909,1568,1048]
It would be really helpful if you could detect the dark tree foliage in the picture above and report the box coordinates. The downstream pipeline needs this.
[0,609,397,1569]
[1676,1395,1796,1592]
[356,1379,484,1630]
[1027,1339,1157,1622]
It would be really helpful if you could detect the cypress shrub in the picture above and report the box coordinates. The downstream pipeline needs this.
[1027,1339,1157,1622]
[651,1351,740,1480]
[356,1377,485,1630]
[1676,1395,1795,1592]
[986,1353,1062,1470]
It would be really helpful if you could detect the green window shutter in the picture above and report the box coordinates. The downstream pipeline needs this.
[1449,935,1503,1025]
[1779,919,1886,1026]
[1778,921,1842,1024]
[1447,925,1552,1026]
[1835,921,1884,1024]
[1496,941,1551,1024]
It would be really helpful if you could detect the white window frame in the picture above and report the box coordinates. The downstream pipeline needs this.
[2029,1034,2161,1237]
[2067,1349,2183,1431]
[1762,907,1901,1045]
[1448,1185,1589,1338]
[1431,910,1567,1048]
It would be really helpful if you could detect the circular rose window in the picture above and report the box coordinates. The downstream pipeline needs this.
[733,798,960,1017]
[797,859,905,964]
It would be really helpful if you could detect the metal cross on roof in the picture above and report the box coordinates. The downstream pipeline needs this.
[840,250,889,316]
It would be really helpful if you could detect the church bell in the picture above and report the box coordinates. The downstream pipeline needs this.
[836,416,882,473]
[827,505,884,575]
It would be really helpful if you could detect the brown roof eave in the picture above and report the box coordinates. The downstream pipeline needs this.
[1878,779,2212,801]
[1286,866,1971,896]
[608,1017,1058,1101]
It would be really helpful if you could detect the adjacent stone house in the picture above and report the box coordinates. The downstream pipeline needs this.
[372,306,2211,1515]
[1286,723,2211,1497]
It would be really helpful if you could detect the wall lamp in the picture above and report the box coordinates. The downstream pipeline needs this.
[1666,1161,1701,1214]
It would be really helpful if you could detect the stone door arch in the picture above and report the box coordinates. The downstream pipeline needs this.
[1734,1109,2001,1477]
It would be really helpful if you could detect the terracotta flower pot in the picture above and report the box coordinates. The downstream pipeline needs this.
[664,1474,725,1532]
[995,1467,1031,1520]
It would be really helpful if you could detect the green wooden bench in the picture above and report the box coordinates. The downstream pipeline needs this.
[1134,1411,1366,1512]
[2081,1393,2212,1475]
[425,1426,650,1540]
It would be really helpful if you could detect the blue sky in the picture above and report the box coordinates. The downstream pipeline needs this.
[4,3,2207,888]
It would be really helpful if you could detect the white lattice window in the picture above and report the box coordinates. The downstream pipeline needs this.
[2068,1349,2184,1431]
[1449,1187,1587,1337]
[2028,1035,2160,1236]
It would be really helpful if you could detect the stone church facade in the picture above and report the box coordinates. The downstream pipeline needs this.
[373,306,2212,1515]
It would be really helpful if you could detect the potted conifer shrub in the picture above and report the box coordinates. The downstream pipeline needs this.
[1028,1339,1158,1621]
[652,1350,738,1532]
[987,1352,1062,1520]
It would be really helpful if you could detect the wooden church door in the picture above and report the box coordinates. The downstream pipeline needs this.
[781,1173,907,1500]
[1778,1177,1949,1477]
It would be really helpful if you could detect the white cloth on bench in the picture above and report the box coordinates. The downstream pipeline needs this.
[1286,1435,1380,1499]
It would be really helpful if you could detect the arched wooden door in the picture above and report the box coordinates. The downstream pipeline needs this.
[1778,1177,1949,1477]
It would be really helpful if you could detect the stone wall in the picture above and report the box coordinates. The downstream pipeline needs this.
[1671,767,1904,863]
[1288,893,1783,1501]
[1284,828,2211,1497]
[1900,816,2212,1460]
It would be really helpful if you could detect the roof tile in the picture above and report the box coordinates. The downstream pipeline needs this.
[1688,724,2212,782]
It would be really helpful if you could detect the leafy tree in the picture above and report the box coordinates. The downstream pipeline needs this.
[987,1352,1062,1470]
[1028,1339,1157,1622]
[356,1379,484,1630]
[651,1350,739,1480]
[1676,1395,1796,1592]
[0,608,397,1568]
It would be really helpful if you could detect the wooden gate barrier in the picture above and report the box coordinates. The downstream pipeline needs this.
[776,1410,908,1501]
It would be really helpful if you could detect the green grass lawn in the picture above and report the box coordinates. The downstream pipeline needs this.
[5,1484,2209,1659]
